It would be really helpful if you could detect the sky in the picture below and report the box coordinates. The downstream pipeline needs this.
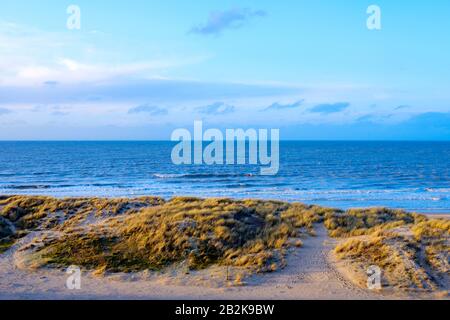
[0,0,449,140]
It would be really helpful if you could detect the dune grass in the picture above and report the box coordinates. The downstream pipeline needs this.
[324,207,426,238]
[334,233,438,290]
[2,196,326,274]
[412,220,450,276]
[37,198,326,273]
[1,196,448,292]
[0,215,16,253]
[0,195,164,228]
[0,195,164,254]
[328,208,449,291]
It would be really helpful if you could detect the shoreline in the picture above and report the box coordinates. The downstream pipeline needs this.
[424,213,450,219]
[1,193,449,216]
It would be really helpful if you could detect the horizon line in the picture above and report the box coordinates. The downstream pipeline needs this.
[0,139,449,143]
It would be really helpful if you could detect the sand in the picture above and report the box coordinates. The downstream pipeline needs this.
[0,203,447,300]
[0,224,433,300]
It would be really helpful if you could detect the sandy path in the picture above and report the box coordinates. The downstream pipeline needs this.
[0,226,393,300]
[237,225,382,300]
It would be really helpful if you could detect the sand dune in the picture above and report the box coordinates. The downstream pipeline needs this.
[0,196,448,300]
[0,225,442,300]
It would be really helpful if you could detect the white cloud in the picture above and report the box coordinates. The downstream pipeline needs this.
[0,20,207,86]
[10,58,198,85]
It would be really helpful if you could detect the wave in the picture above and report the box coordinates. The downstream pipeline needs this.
[425,188,450,193]
[152,174,185,179]
[1,184,53,190]
[152,173,255,179]
[0,183,124,190]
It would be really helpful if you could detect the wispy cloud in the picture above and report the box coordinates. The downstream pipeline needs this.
[0,79,297,105]
[356,114,376,122]
[0,107,12,115]
[407,112,450,127]
[31,105,44,112]
[9,58,194,86]
[0,21,207,86]
[51,111,69,116]
[309,102,350,114]
[277,112,450,140]
[190,8,266,35]
[356,113,394,123]
[43,81,59,86]
[128,104,168,116]
[262,100,304,111]
[196,102,235,115]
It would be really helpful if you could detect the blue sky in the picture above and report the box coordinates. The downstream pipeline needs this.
[0,0,449,140]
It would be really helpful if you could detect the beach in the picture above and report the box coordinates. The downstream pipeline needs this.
[0,224,382,300]
[0,196,448,300]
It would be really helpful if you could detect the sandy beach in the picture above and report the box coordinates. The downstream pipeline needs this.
[0,208,447,300]
[0,225,385,300]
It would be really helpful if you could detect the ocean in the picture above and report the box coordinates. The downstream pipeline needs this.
[0,141,449,213]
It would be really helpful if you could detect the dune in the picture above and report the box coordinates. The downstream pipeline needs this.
[0,195,448,300]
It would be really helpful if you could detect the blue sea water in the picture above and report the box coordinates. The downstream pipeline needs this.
[0,141,449,213]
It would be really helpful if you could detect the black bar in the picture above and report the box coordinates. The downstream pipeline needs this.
[1,300,448,319]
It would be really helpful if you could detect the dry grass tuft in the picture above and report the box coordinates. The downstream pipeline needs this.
[324,207,425,238]
[334,234,437,290]
[333,214,449,291]
[411,219,450,276]
[0,195,164,254]
[0,195,164,231]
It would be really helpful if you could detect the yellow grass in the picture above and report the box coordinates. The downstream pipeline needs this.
[1,195,448,292]
[333,214,449,291]
[324,207,426,238]
[2,196,324,274]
